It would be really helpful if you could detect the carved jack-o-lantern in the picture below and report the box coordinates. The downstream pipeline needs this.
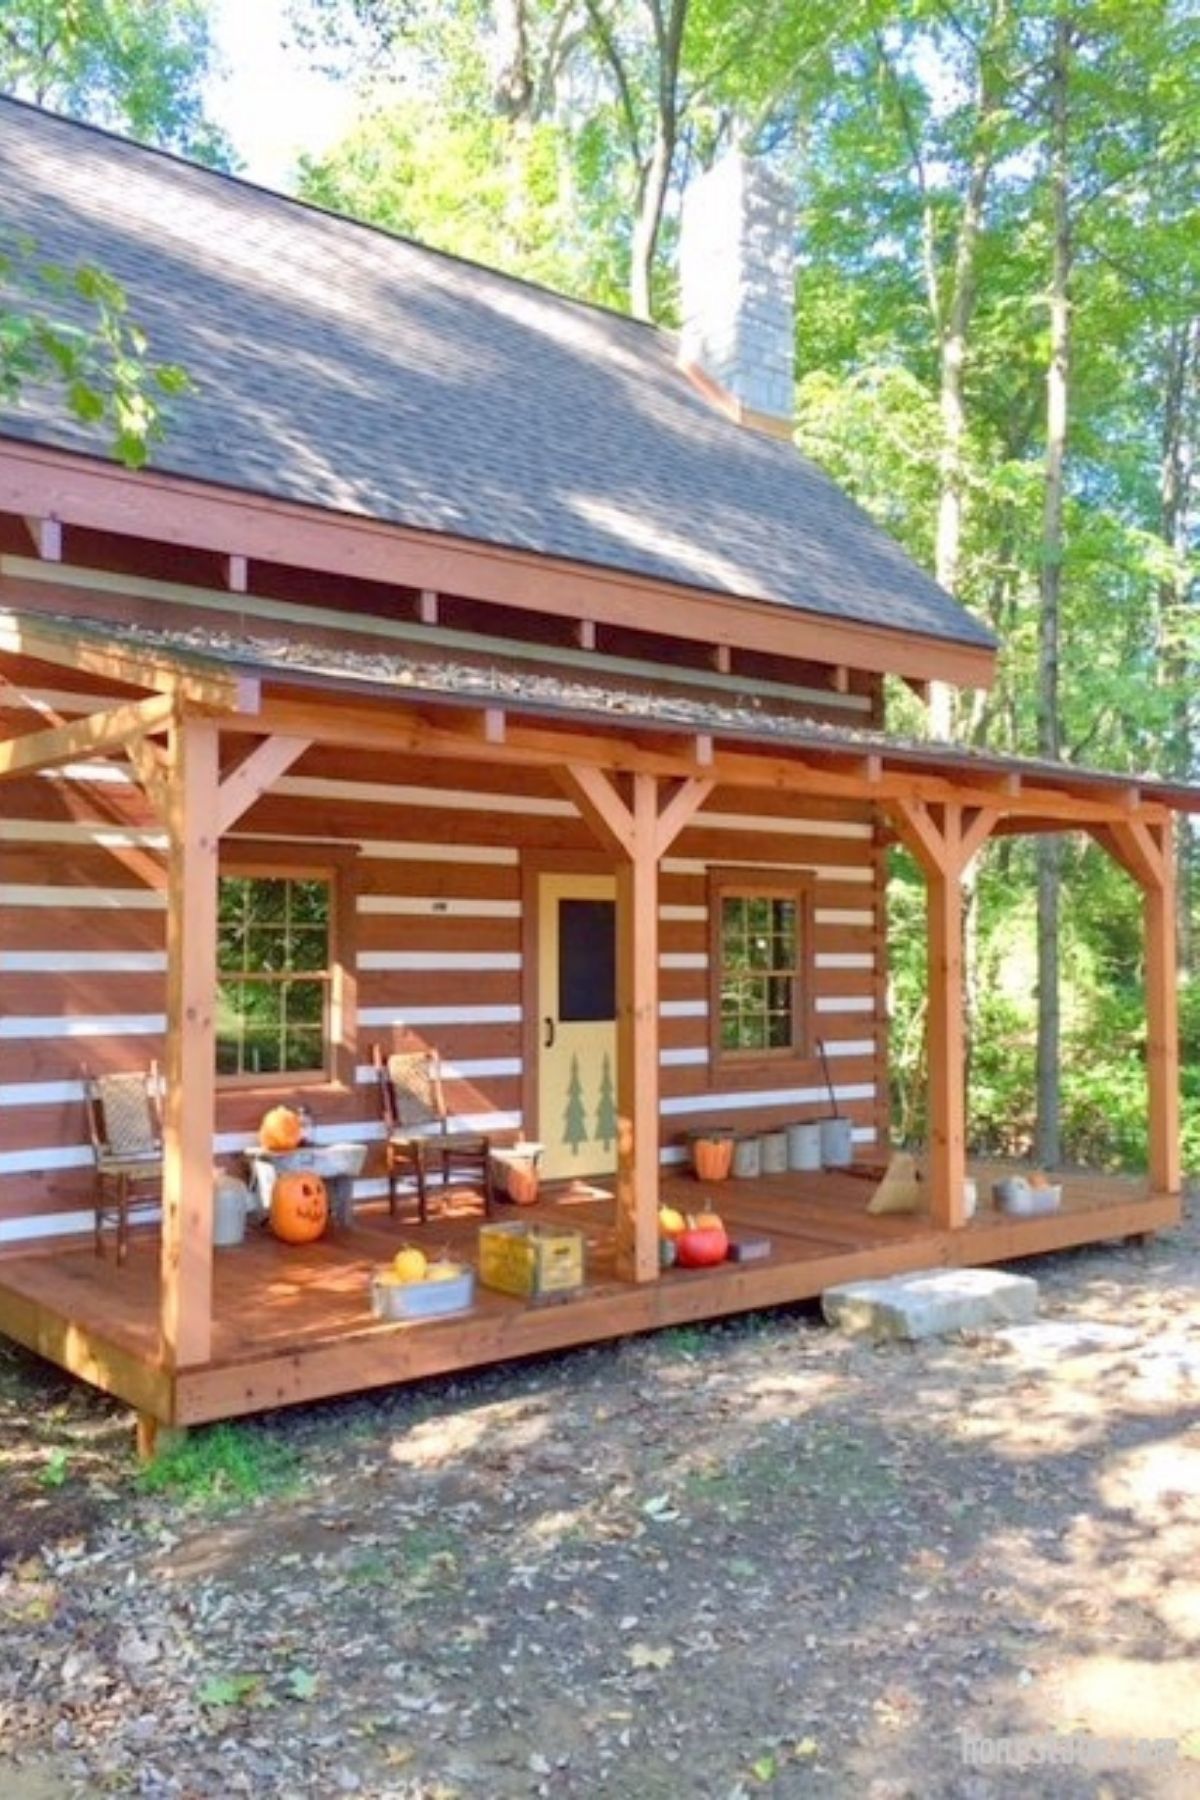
[270,1172,328,1244]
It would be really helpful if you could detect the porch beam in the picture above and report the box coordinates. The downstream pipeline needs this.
[557,765,679,1284]
[1145,828,1181,1195]
[125,732,170,820]
[216,733,312,834]
[161,716,221,1371]
[0,608,256,711]
[615,773,661,1284]
[887,799,1001,1231]
[0,690,176,780]
[1091,820,1180,1196]
[926,843,967,1230]
[556,764,636,858]
[959,805,1001,871]
[250,693,1174,826]
[654,777,715,858]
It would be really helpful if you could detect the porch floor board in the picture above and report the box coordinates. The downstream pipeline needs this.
[0,1166,1178,1428]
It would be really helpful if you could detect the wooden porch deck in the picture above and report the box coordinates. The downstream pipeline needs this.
[0,1166,1179,1429]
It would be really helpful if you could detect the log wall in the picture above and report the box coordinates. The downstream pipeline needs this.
[0,676,888,1247]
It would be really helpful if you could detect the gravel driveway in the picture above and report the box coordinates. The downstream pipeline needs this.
[2,1207,1198,1798]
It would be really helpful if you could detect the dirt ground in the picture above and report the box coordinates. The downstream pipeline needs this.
[1,1210,1198,1799]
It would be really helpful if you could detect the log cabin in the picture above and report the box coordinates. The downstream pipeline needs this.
[0,97,1191,1446]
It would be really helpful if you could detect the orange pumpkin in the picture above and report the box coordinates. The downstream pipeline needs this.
[260,1105,304,1152]
[270,1172,328,1244]
[690,1133,733,1182]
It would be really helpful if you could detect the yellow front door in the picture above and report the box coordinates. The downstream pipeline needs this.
[537,872,617,1181]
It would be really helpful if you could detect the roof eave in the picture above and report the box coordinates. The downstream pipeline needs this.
[0,436,997,691]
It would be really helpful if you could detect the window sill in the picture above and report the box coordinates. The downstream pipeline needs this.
[216,1076,356,1101]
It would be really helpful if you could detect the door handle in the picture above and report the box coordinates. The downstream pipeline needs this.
[543,1017,556,1048]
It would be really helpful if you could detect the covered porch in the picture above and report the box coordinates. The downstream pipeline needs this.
[0,607,1190,1437]
[0,1164,1177,1433]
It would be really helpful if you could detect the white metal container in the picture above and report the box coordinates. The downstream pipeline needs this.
[213,1173,249,1247]
[732,1134,763,1179]
[787,1122,822,1171]
[371,1267,476,1321]
[761,1129,788,1175]
[820,1117,854,1167]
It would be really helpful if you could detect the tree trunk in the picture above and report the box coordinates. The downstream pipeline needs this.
[492,0,535,120]
[1035,12,1073,1170]
[929,0,1008,742]
[629,126,674,319]
[628,0,687,320]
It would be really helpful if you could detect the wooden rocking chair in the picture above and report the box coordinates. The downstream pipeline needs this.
[83,1063,164,1264]
[373,1046,495,1224]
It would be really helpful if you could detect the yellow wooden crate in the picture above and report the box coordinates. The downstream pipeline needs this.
[478,1222,585,1301]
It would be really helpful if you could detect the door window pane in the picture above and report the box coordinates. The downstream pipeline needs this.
[559,898,616,1022]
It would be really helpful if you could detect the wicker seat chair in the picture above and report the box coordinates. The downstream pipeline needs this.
[83,1064,164,1263]
[373,1046,495,1224]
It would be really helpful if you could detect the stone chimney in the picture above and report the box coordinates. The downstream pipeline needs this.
[679,150,796,434]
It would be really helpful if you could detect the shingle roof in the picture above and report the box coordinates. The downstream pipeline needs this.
[0,98,994,653]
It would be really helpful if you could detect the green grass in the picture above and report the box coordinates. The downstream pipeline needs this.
[657,1324,710,1358]
[137,1423,302,1506]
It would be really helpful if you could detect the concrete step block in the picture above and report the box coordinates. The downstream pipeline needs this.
[822,1267,1039,1342]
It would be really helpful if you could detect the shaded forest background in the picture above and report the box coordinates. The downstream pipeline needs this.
[3,0,1198,1171]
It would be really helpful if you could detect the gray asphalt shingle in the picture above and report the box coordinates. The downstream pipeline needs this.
[0,98,994,653]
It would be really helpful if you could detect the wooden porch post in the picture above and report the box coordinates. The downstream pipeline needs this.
[615,774,661,1283]
[926,825,967,1230]
[1145,844,1181,1196]
[890,800,997,1229]
[160,713,221,1370]
[1096,819,1181,1197]
[557,768,713,1282]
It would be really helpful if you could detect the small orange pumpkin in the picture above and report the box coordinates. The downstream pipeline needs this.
[260,1105,304,1152]
[271,1172,328,1244]
[693,1210,725,1232]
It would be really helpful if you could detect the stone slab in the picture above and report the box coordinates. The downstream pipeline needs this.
[822,1268,1039,1342]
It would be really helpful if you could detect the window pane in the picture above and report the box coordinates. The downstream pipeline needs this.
[716,882,803,1058]
[217,922,246,973]
[290,880,330,926]
[284,1025,325,1071]
[246,878,288,923]
[283,979,325,1025]
[247,924,287,972]
[558,899,616,1022]
[290,927,328,972]
[216,873,332,1079]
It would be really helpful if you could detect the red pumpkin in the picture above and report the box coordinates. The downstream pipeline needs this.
[270,1172,328,1244]
[675,1223,729,1268]
[260,1105,304,1152]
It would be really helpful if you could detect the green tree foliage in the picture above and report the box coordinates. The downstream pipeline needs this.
[0,0,232,164]
[0,234,190,466]
[0,1,221,462]
[291,0,847,316]
[290,1,1199,1172]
